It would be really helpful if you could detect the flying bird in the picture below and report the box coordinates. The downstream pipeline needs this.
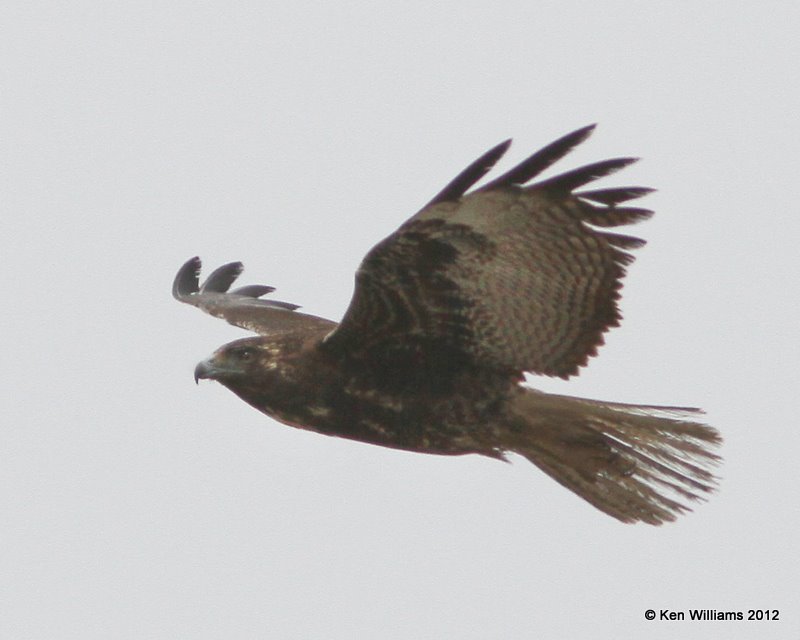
[173,125,721,525]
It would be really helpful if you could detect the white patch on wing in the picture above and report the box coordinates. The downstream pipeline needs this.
[308,405,331,418]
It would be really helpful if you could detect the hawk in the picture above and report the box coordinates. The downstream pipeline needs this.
[173,125,721,525]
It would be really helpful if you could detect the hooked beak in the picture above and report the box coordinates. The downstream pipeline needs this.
[193,355,244,384]
[194,359,215,384]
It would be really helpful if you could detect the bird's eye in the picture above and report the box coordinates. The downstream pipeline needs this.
[237,348,253,362]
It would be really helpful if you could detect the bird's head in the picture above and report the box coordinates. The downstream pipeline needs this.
[194,337,280,386]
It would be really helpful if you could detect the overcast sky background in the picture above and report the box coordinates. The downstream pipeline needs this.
[2,2,798,638]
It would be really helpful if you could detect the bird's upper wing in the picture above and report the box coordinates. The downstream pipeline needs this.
[322,125,654,378]
[172,257,336,336]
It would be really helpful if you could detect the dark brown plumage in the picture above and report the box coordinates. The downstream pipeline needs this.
[174,125,721,525]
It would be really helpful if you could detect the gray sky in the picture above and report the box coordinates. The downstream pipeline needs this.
[2,2,798,638]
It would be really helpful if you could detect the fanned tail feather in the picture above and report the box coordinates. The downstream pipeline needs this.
[504,389,721,525]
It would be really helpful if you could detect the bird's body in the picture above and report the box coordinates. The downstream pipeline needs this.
[198,330,519,458]
[175,125,721,524]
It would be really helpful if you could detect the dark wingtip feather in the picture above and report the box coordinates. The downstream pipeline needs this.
[577,186,655,206]
[603,232,648,250]
[534,157,639,193]
[230,284,276,298]
[200,262,244,293]
[425,138,513,207]
[172,256,202,300]
[578,205,654,228]
[478,124,597,192]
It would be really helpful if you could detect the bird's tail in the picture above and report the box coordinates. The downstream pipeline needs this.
[502,388,722,525]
